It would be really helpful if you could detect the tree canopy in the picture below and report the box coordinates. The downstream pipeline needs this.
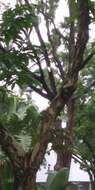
[0,0,95,190]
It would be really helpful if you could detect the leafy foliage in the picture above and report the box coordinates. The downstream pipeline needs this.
[0,87,41,149]
[1,4,38,44]
[48,168,69,190]
[38,168,69,190]
[74,56,95,180]
[0,87,41,189]
[0,159,13,190]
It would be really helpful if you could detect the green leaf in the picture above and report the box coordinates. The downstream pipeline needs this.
[47,168,69,190]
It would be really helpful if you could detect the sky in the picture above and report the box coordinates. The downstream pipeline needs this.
[0,0,93,182]
[36,148,90,182]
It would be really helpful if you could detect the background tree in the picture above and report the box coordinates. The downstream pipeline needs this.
[71,56,95,190]
[0,0,93,189]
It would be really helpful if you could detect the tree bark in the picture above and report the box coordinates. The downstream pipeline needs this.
[13,170,37,190]
[54,96,75,170]
[90,174,95,190]
[0,83,75,190]
[54,0,89,172]
[0,1,90,189]
[90,181,95,190]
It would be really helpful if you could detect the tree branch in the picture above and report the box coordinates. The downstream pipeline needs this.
[29,46,54,99]
[22,29,55,99]
[24,0,57,94]
[68,0,75,72]
[24,80,76,171]
[43,14,65,81]
[34,25,57,95]
[78,52,95,71]
[29,83,51,100]
[72,154,89,169]
[72,0,90,77]
[0,44,6,53]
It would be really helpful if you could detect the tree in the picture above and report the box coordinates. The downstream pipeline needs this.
[71,57,95,190]
[0,87,41,189]
[0,0,93,189]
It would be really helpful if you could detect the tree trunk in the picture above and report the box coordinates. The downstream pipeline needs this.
[0,175,3,190]
[90,174,95,190]
[54,119,72,170]
[13,169,37,190]
[90,181,95,190]
[54,96,75,171]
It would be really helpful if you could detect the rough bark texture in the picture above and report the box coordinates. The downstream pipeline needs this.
[54,97,75,170]
[63,97,75,169]
[13,170,37,190]
[54,0,89,171]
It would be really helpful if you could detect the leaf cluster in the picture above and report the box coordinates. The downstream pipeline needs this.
[0,87,41,150]
[1,4,38,44]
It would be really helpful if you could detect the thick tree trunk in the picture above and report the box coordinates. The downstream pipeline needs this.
[53,119,72,170]
[90,181,95,190]
[53,0,89,172]
[13,169,37,190]
[54,97,75,171]
[90,174,95,190]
